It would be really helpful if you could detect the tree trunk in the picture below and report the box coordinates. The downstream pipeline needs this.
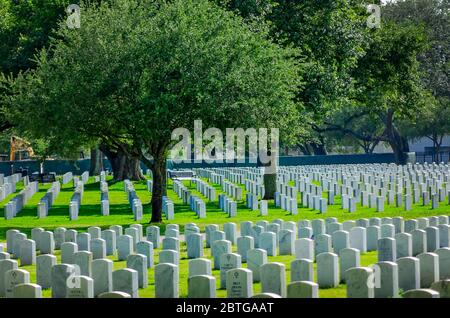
[149,154,167,223]
[89,147,104,175]
[361,139,380,154]
[309,135,327,155]
[384,109,409,165]
[369,139,380,154]
[434,134,443,163]
[138,142,170,224]
[310,142,327,155]
[387,132,409,165]
[99,143,144,181]
[298,144,311,155]
[432,136,438,162]
[263,172,277,200]
[360,141,371,154]
[262,149,278,200]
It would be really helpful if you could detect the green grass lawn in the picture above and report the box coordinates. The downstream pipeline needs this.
[0,175,447,298]
[1,176,449,240]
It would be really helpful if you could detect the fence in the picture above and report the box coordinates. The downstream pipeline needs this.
[168,153,397,169]
[0,159,111,176]
[0,153,398,177]
[415,151,450,164]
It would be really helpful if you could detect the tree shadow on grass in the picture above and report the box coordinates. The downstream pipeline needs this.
[82,181,101,191]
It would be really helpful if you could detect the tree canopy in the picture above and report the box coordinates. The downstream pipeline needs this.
[5,0,301,221]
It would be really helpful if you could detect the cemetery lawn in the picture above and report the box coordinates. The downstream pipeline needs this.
[1,176,449,240]
[18,240,379,298]
[0,175,446,298]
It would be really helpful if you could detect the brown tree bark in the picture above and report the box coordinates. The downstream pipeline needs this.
[384,109,410,165]
[140,143,169,224]
[310,142,327,155]
[99,143,144,181]
[263,172,277,200]
[360,141,372,154]
[89,147,104,175]
[262,149,278,200]
[298,144,312,155]
[309,134,327,155]
[149,155,167,223]
[431,134,444,163]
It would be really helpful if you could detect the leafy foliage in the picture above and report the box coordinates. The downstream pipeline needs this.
[5,0,301,220]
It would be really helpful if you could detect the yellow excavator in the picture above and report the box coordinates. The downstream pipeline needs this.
[10,136,35,161]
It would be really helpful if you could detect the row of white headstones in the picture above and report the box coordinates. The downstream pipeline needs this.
[1,213,449,298]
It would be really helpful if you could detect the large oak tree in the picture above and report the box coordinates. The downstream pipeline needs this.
[0,0,144,177]
[6,0,301,222]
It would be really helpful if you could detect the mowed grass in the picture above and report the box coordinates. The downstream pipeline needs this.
[1,175,449,239]
[13,237,380,298]
[0,174,447,298]
[0,176,151,239]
